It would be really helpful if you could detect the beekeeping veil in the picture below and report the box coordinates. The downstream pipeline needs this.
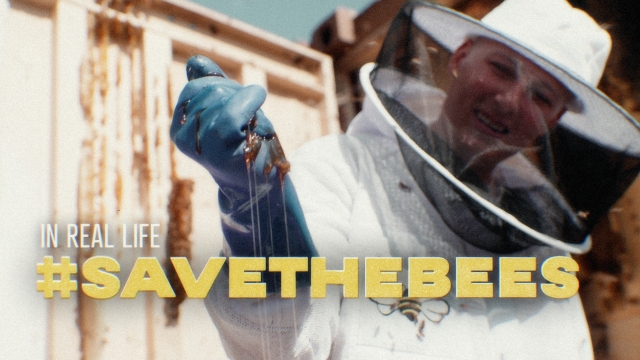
[360,0,640,253]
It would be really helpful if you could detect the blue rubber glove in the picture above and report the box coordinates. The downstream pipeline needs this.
[171,56,317,290]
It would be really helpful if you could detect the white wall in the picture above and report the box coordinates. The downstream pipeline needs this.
[0,0,53,357]
[0,0,338,358]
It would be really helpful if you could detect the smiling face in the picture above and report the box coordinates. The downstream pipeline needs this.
[439,37,573,165]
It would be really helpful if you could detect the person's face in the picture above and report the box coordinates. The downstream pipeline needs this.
[442,37,573,161]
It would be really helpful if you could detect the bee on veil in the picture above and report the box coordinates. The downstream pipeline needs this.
[369,286,450,340]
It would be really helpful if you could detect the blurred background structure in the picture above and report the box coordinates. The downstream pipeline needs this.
[1,0,337,357]
[1,0,639,359]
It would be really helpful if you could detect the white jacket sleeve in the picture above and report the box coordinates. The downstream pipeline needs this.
[205,266,341,359]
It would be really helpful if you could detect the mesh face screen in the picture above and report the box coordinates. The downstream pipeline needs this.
[368,2,640,253]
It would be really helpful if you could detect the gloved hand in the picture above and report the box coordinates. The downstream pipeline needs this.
[170,55,317,289]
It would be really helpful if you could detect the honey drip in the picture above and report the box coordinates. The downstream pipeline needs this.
[195,110,202,154]
[234,90,296,360]
[179,100,189,125]
[243,116,290,183]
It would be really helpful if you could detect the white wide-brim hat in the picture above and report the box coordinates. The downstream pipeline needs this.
[363,0,640,254]
[412,0,640,156]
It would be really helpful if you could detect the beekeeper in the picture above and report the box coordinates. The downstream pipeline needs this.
[170,0,640,358]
